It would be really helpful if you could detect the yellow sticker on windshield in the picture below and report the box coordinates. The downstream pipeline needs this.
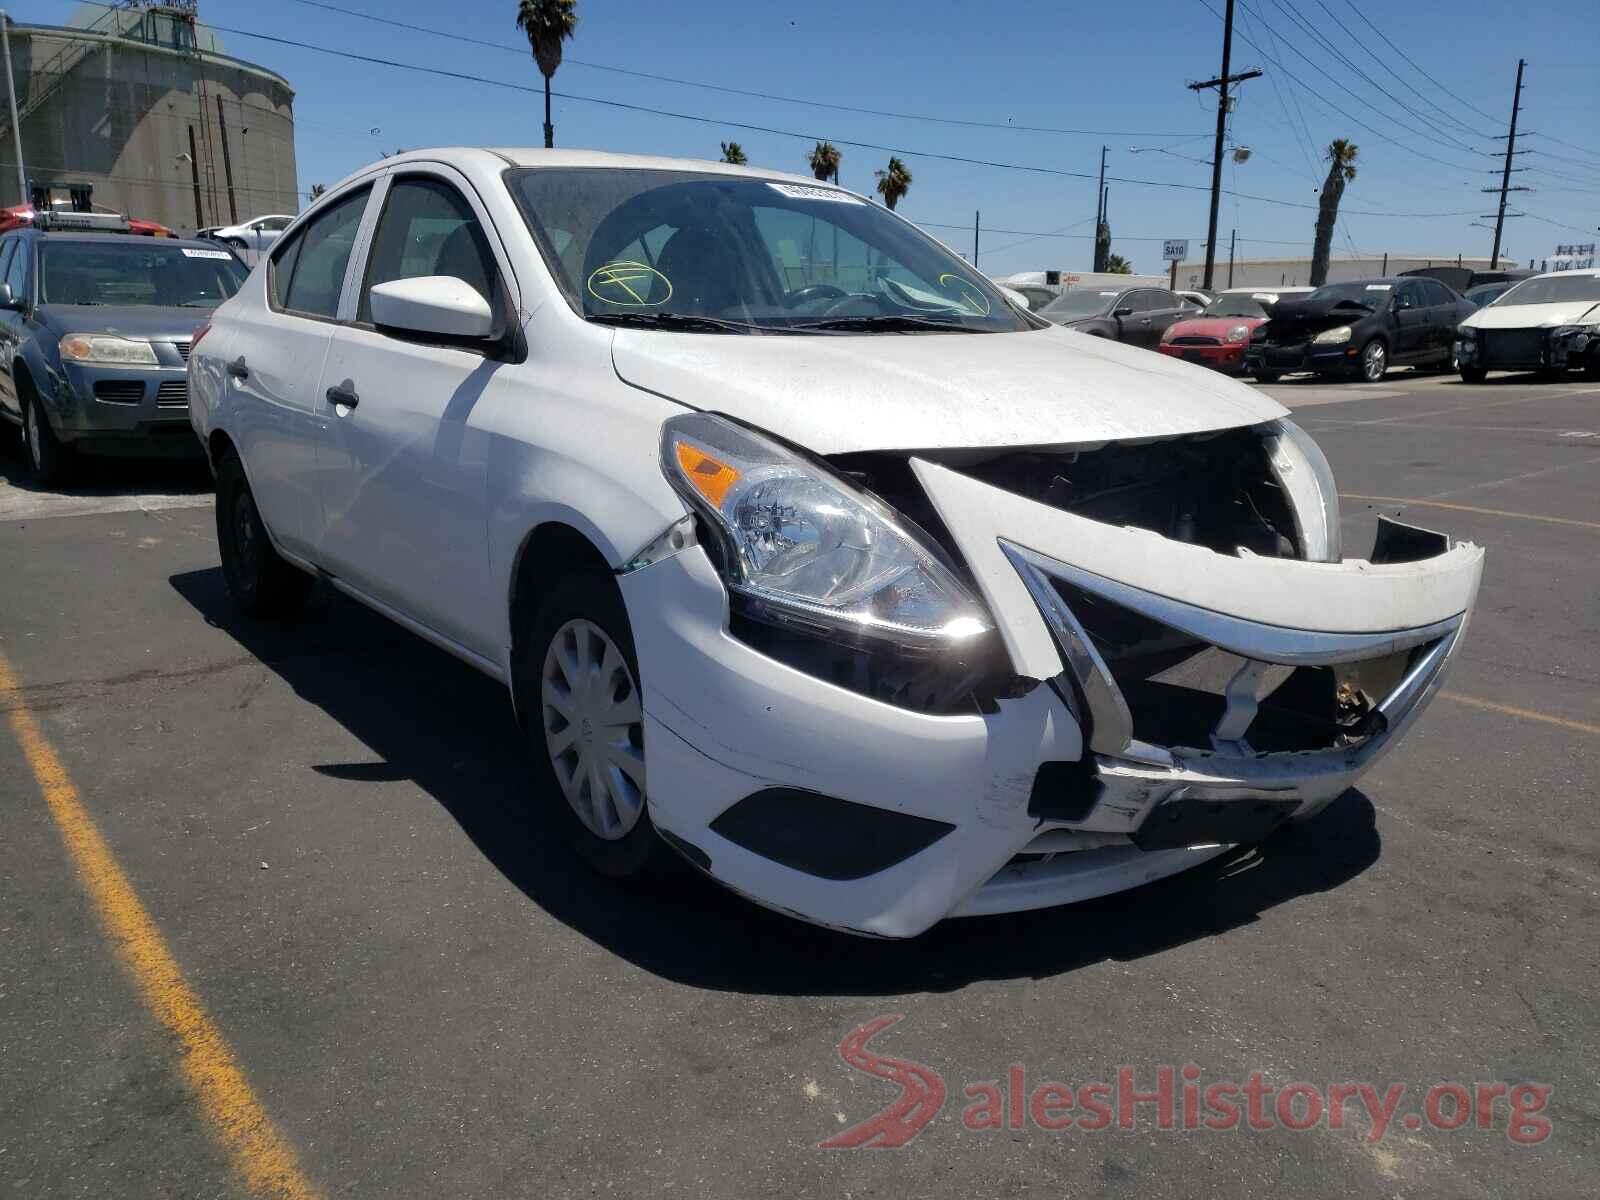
[587,260,672,307]
[937,273,991,316]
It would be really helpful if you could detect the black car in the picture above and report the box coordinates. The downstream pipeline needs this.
[1036,285,1201,349]
[1245,277,1475,383]
[0,217,249,482]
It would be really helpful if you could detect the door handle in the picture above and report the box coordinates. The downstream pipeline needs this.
[326,382,359,409]
[226,356,248,380]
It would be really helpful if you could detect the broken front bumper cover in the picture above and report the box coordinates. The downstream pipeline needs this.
[620,460,1482,938]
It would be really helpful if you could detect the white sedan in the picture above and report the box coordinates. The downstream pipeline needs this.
[205,213,295,263]
[1455,267,1600,381]
[188,149,1484,938]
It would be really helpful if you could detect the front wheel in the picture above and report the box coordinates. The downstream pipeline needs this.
[1357,338,1387,383]
[518,572,662,879]
[215,450,311,617]
[1459,366,1488,384]
[1253,369,1281,384]
[21,388,72,485]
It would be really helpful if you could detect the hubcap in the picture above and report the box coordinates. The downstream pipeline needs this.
[1364,343,1385,379]
[539,618,646,840]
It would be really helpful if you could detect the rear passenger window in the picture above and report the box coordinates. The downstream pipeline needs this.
[274,187,370,319]
[357,176,498,325]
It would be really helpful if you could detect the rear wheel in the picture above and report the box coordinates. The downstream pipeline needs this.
[1459,366,1488,384]
[215,449,311,617]
[1253,370,1281,384]
[21,385,72,485]
[517,572,662,879]
[1357,338,1387,383]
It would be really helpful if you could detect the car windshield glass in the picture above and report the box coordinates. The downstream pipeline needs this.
[1037,289,1119,319]
[1306,281,1387,310]
[505,168,1031,334]
[1493,274,1600,306]
[39,241,247,307]
[1204,292,1275,317]
[1466,284,1509,305]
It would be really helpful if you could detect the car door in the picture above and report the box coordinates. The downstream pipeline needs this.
[0,238,19,419]
[1424,280,1464,361]
[1390,281,1429,363]
[1115,290,1160,347]
[225,184,374,559]
[1144,289,1191,346]
[312,167,516,658]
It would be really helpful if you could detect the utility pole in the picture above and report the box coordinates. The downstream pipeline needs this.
[1189,0,1260,291]
[1,12,26,205]
[973,210,979,267]
[1228,227,1236,287]
[1487,58,1527,270]
[1092,146,1107,271]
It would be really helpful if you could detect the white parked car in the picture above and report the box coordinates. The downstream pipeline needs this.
[205,213,295,260]
[1455,267,1600,382]
[188,149,1484,938]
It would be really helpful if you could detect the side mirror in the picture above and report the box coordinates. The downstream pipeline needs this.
[0,282,18,310]
[1393,294,1412,311]
[369,275,494,340]
[1113,306,1134,318]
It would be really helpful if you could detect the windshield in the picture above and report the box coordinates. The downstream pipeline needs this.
[1492,274,1600,306]
[39,241,247,308]
[504,168,1031,334]
[1306,281,1390,311]
[1038,289,1120,319]
[1203,291,1280,318]
[1466,283,1511,306]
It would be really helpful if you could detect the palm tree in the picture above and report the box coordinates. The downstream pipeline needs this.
[1310,138,1358,286]
[1104,253,1133,274]
[808,141,841,184]
[874,156,912,211]
[719,141,747,165]
[515,0,579,150]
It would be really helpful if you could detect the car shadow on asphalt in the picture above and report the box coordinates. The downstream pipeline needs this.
[170,566,1382,997]
[0,439,212,497]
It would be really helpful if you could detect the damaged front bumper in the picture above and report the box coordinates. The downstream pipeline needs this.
[620,458,1482,938]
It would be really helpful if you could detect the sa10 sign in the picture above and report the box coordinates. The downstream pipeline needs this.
[1162,239,1188,262]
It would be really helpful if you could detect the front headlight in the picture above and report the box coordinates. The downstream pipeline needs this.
[661,413,992,647]
[1225,324,1250,344]
[59,334,159,365]
[1263,419,1342,563]
[1457,326,1478,341]
[1311,325,1352,346]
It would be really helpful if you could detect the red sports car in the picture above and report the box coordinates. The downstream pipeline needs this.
[1158,286,1312,373]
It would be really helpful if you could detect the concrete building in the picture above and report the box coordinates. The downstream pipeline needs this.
[1174,255,1508,290]
[0,3,297,233]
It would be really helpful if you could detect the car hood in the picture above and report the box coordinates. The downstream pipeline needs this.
[1260,294,1380,342]
[1166,315,1265,339]
[1461,300,1600,330]
[37,304,213,341]
[611,324,1286,454]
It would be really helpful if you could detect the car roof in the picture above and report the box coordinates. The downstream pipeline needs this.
[1522,267,1600,280]
[17,230,235,251]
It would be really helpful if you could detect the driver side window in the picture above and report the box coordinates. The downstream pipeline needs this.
[357,176,500,326]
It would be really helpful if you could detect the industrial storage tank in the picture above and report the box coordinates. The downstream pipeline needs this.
[0,2,297,233]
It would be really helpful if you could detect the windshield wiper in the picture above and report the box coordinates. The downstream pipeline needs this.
[790,314,985,333]
[587,311,756,334]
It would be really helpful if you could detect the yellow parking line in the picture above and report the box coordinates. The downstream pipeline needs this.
[0,650,322,1200]
[1341,494,1600,532]
[1441,691,1600,737]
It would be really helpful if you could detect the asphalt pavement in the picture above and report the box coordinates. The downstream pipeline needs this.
[1,369,1596,1199]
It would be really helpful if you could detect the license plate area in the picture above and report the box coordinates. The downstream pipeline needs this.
[1132,792,1300,850]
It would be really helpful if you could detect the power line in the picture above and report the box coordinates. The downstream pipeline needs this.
[1522,211,1600,238]
[278,0,1207,141]
[88,12,1478,220]
[1337,0,1501,129]
[1523,134,1600,170]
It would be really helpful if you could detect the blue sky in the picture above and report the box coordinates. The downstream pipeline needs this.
[23,0,1600,276]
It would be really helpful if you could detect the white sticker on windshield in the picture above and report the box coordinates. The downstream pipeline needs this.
[1365,283,1392,291]
[1250,293,1277,301]
[766,182,863,204]
[182,247,234,260]
[1099,291,1118,296]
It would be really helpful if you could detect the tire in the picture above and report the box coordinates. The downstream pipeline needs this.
[222,236,248,253]
[1357,338,1388,383]
[516,571,662,879]
[214,449,311,617]
[1585,349,1600,381]
[1254,370,1281,384]
[20,384,72,485]
[1459,366,1488,384]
